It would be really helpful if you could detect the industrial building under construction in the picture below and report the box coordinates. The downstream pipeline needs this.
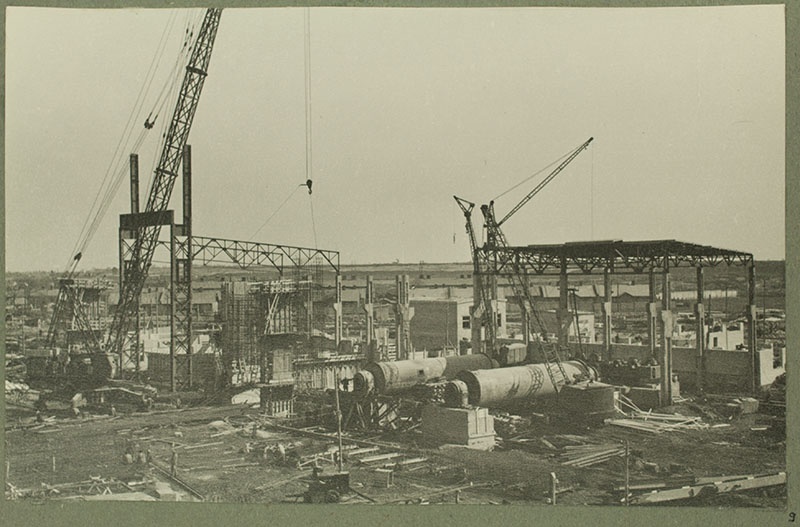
[5,7,786,508]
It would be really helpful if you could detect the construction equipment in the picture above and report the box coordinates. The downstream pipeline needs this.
[460,137,593,394]
[107,8,222,377]
[454,196,497,355]
[42,9,223,389]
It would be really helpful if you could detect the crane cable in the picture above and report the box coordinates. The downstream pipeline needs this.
[304,7,319,249]
[491,141,582,203]
[63,10,194,273]
[250,185,303,240]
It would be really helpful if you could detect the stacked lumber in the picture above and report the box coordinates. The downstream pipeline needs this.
[560,443,625,468]
[609,393,707,433]
[629,472,786,504]
[605,413,708,434]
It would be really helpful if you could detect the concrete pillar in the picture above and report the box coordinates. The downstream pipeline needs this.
[363,275,375,361]
[647,269,658,360]
[746,262,758,394]
[695,266,705,392]
[334,274,343,346]
[305,273,314,337]
[470,271,483,355]
[659,269,673,406]
[602,268,613,359]
[489,270,499,354]
[394,275,414,360]
[557,257,570,346]
[520,269,531,346]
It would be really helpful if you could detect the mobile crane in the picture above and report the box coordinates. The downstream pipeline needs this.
[45,9,223,387]
[459,137,593,393]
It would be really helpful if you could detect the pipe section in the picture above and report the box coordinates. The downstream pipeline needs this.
[352,353,495,398]
[448,361,598,408]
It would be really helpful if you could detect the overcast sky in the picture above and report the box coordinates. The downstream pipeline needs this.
[5,5,785,272]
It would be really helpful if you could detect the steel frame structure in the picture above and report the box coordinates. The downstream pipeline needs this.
[120,145,340,391]
[484,239,753,276]
[479,239,758,399]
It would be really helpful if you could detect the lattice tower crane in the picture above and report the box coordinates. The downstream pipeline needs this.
[106,9,222,371]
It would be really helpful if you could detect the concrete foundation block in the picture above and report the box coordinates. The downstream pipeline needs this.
[421,405,495,451]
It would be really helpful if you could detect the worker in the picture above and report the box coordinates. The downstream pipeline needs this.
[304,179,313,194]
[110,405,117,418]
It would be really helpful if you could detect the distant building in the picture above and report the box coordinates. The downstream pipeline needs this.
[409,297,508,352]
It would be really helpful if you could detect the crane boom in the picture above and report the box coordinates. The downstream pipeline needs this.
[480,137,594,391]
[497,137,593,227]
[106,8,222,364]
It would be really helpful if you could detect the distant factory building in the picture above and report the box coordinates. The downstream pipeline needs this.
[409,296,508,353]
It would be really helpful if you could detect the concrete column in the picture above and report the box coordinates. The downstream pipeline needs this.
[470,271,483,355]
[363,275,375,361]
[521,269,531,346]
[394,275,414,360]
[695,266,705,392]
[489,269,499,353]
[647,269,658,360]
[334,274,343,346]
[659,269,673,406]
[557,257,570,346]
[602,268,613,359]
[746,262,758,394]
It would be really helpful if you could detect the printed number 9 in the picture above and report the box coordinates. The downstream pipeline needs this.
[790,512,796,522]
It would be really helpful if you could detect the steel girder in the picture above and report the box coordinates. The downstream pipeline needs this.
[484,239,753,276]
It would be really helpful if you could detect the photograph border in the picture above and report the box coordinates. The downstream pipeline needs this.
[1,1,795,525]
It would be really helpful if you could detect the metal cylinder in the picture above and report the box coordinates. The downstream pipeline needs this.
[450,361,598,408]
[352,353,495,398]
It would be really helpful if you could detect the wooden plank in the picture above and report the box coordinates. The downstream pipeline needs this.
[359,452,403,464]
[346,447,381,457]
[182,441,225,451]
[632,472,786,504]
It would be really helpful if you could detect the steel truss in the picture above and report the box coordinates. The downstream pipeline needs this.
[484,239,753,276]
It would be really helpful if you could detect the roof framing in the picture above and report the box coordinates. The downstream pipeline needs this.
[482,239,753,276]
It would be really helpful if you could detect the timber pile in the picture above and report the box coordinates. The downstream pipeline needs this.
[559,443,625,468]
[607,394,708,434]
[628,472,786,504]
[604,415,707,434]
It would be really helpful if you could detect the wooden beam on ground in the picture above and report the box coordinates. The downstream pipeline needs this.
[631,472,786,505]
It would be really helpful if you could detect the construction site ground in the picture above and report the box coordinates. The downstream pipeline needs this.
[5,398,785,507]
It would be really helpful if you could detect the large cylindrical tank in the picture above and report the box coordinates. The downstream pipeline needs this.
[352,353,496,398]
[446,361,598,408]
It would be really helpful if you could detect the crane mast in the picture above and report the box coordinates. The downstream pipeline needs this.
[454,196,496,354]
[106,8,222,366]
